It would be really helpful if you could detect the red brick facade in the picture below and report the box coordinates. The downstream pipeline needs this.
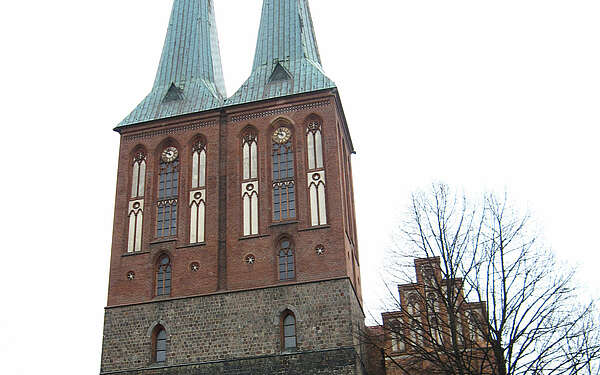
[107,90,362,307]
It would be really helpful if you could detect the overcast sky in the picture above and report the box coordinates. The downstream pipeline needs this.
[1,1,599,373]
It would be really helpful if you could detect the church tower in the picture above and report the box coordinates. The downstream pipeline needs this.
[101,0,365,373]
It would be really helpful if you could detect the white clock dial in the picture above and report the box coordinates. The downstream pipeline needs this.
[272,127,292,144]
[161,147,179,162]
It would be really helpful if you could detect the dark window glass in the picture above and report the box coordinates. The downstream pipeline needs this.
[283,313,297,349]
[272,138,295,221]
[158,160,179,199]
[157,157,179,238]
[278,240,294,281]
[155,328,167,362]
[157,255,172,296]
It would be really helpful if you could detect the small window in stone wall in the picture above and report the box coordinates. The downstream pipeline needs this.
[281,310,297,350]
[153,326,167,363]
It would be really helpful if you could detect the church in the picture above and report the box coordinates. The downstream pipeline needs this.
[101,0,369,374]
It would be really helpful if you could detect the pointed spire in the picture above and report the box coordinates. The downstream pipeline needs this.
[227,0,335,106]
[119,0,226,127]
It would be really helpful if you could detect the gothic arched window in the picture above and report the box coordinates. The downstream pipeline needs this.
[152,325,167,363]
[128,151,146,253]
[306,119,327,226]
[156,255,172,296]
[281,310,297,350]
[272,126,295,222]
[468,311,484,343]
[278,238,295,281]
[190,139,206,243]
[242,129,259,236]
[131,151,147,198]
[157,147,179,238]
[306,119,324,170]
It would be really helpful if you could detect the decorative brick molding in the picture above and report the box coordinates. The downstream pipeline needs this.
[123,120,217,143]
[229,100,330,123]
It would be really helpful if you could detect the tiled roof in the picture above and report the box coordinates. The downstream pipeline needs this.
[118,0,226,127]
[226,0,336,107]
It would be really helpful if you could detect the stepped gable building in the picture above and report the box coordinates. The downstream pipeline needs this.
[101,0,367,374]
[378,257,493,375]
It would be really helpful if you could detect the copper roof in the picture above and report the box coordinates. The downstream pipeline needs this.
[226,0,336,107]
[118,0,226,127]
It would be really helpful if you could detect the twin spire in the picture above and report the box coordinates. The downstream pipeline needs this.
[119,0,335,127]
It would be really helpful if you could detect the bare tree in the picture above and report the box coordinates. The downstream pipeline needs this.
[367,184,599,375]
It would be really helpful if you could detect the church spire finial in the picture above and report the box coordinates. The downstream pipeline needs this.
[119,0,226,127]
[226,0,335,106]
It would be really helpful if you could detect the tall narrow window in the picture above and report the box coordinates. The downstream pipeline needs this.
[272,126,295,222]
[156,255,172,296]
[278,238,295,281]
[131,152,147,198]
[392,331,406,352]
[127,200,144,253]
[427,293,439,314]
[430,317,443,345]
[282,311,297,350]
[468,311,484,343]
[153,326,167,363]
[306,120,327,226]
[242,130,259,236]
[190,139,206,243]
[157,147,179,238]
[306,120,324,170]
[128,152,146,253]
[406,293,420,347]
[456,315,464,344]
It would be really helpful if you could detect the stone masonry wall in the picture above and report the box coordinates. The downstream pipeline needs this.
[101,348,358,375]
[101,278,365,374]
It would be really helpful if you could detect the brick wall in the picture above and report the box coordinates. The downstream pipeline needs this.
[101,278,365,374]
[107,90,361,307]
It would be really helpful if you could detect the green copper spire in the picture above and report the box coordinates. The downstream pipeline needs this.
[119,0,226,127]
[226,0,335,106]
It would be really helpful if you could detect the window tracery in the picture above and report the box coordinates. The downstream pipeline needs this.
[128,151,146,253]
[306,120,323,170]
[127,200,144,253]
[157,147,179,238]
[131,152,147,198]
[190,139,206,243]
[407,293,420,315]
[306,117,327,226]
[272,126,295,222]
[242,129,259,236]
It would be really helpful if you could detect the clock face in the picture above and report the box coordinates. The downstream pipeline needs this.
[272,127,292,144]
[161,147,179,163]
